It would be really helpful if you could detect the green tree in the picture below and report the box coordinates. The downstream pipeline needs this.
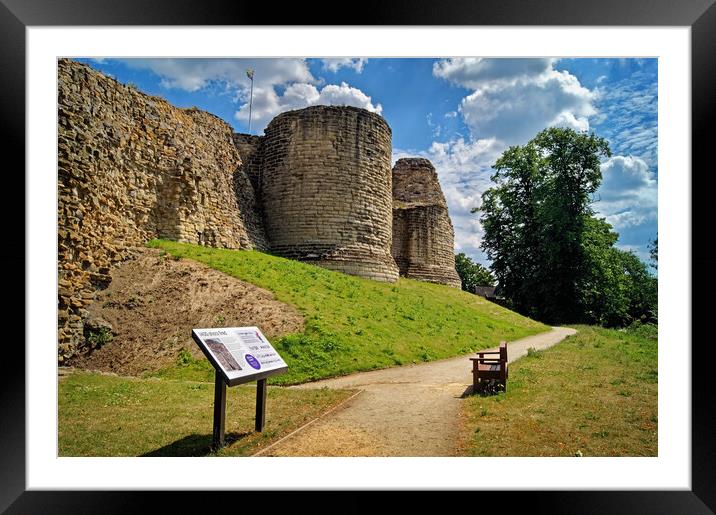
[478,127,656,326]
[532,128,611,322]
[480,127,611,322]
[480,127,656,326]
[455,252,496,292]
[578,218,656,326]
[648,236,658,271]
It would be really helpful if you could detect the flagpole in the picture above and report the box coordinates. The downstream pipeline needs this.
[247,69,254,135]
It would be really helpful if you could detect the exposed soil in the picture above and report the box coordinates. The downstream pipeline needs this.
[69,248,304,376]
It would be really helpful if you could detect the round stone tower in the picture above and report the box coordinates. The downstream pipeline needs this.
[260,105,399,282]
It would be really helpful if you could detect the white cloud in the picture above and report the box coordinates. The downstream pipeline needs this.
[318,82,381,113]
[122,58,315,92]
[433,58,596,145]
[321,58,368,73]
[234,81,382,131]
[114,58,380,133]
[421,57,596,262]
[413,58,654,266]
[594,155,657,232]
[456,68,596,143]
[433,58,555,90]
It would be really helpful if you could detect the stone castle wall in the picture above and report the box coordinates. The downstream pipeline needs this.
[58,59,267,361]
[258,106,399,282]
[58,60,462,361]
[232,133,264,193]
[391,158,461,288]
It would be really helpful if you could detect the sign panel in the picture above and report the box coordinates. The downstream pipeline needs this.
[191,326,288,385]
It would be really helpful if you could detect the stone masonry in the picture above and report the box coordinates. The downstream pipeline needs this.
[232,133,264,193]
[391,158,462,288]
[257,106,399,282]
[57,59,267,361]
[58,60,460,361]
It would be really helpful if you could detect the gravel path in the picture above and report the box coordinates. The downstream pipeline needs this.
[260,327,577,457]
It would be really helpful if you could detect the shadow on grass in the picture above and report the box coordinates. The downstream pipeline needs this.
[141,431,252,457]
[460,381,507,398]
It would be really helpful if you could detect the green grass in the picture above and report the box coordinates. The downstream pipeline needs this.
[458,324,658,456]
[59,372,355,457]
[148,239,549,384]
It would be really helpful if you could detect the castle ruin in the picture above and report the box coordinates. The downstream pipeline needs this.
[392,158,462,288]
[57,59,460,361]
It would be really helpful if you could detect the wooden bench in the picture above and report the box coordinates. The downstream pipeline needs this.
[470,341,508,393]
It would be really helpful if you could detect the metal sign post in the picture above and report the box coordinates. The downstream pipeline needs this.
[255,378,267,432]
[191,326,287,451]
[212,371,227,450]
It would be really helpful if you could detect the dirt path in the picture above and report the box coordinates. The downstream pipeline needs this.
[259,327,577,457]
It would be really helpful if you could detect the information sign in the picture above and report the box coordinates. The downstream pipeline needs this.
[191,326,288,447]
[191,326,288,386]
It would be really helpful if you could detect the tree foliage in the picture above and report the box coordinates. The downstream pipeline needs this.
[455,252,496,292]
[648,236,658,270]
[478,127,656,327]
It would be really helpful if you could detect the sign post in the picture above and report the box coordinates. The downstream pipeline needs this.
[255,378,267,432]
[213,372,227,449]
[191,326,288,451]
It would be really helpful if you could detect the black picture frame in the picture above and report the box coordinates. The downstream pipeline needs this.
[4,0,714,512]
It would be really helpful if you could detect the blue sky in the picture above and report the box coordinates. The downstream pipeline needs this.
[78,57,658,266]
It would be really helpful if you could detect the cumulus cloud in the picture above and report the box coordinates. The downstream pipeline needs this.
[122,58,315,92]
[433,58,555,90]
[425,59,656,266]
[593,155,657,233]
[233,81,382,131]
[117,58,381,133]
[318,82,381,112]
[321,58,368,73]
[428,58,657,264]
[434,58,597,144]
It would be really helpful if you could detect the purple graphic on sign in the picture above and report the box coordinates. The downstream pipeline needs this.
[245,354,261,370]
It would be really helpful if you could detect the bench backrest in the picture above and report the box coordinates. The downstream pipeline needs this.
[499,341,508,363]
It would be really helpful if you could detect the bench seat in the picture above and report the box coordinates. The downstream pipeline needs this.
[470,341,508,392]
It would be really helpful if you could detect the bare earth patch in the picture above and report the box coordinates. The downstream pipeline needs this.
[69,248,304,376]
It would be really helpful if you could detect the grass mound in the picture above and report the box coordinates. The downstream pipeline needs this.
[148,240,549,384]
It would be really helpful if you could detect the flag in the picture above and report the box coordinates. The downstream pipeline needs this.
[246,68,254,80]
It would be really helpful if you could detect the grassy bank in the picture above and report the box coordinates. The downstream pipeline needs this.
[458,324,657,456]
[59,371,355,457]
[148,240,549,385]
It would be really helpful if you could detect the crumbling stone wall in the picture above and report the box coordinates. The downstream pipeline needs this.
[58,61,465,362]
[258,106,399,282]
[232,133,263,193]
[57,59,267,361]
[391,158,461,288]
